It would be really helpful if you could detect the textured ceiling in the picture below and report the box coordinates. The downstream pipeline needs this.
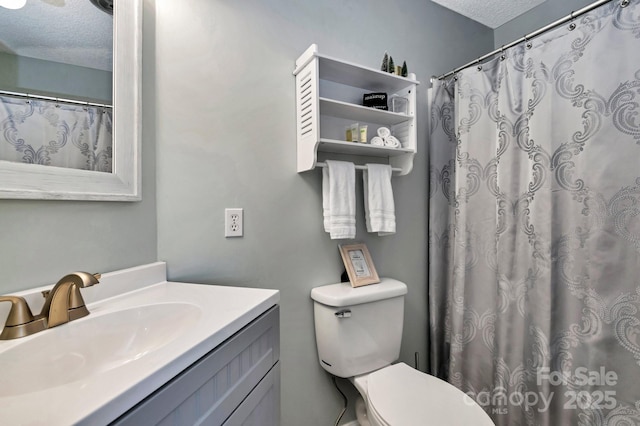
[0,0,546,71]
[431,0,548,28]
[0,0,112,71]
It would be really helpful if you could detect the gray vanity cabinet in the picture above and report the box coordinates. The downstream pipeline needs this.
[112,305,280,426]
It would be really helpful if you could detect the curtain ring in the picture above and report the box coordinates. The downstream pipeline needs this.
[621,0,630,7]
[568,11,576,30]
[476,58,482,71]
[523,35,532,50]
[500,45,506,61]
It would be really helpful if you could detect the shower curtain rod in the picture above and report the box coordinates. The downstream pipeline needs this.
[435,0,625,81]
[0,89,112,109]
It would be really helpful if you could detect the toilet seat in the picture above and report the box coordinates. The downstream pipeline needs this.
[365,363,495,426]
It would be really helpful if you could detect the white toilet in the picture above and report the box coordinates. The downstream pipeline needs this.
[311,278,495,426]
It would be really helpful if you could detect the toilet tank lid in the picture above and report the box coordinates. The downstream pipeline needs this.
[310,278,407,307]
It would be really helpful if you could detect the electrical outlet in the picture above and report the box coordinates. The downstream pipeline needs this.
[225,208,243,237]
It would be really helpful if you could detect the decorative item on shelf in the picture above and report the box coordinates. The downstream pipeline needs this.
[345,123,359,142]
[339,243,380,288]
[390,95,409,115]
[381,51,389,72]
[363,92,388,110]
[380,52,408,76]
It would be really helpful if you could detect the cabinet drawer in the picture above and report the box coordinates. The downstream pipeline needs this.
[223,362,280,426]
[112,305,279,426]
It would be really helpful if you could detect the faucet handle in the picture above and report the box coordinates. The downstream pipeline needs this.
[0,295,47,340]
[0,296,36,326]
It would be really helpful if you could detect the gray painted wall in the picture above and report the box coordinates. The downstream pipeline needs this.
[0,0,598,424]
[494,0,595,47]
[0,52,112,103]
[0,1,157,294]
[152,0,492,424]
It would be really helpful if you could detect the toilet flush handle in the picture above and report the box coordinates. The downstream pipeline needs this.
[335,309,351,318]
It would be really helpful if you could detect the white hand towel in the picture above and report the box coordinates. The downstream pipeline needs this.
[322,160,356,239]
[377,127,391,139]
[363,163,396,236]
[384,135,401,148]
[370,136,385,146]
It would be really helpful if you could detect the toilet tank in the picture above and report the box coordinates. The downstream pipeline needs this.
[311,278,407,378]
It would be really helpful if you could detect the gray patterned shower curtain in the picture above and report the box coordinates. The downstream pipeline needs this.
[0,96,113,172]
[428,1,640,425]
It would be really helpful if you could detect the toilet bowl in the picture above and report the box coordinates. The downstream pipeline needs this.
[351,363,494,426]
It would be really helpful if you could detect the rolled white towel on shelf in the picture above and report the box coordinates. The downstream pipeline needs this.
[374,127,400,148]
[384,135,401,148]
[377,127,391,139]
[370,136,385,146]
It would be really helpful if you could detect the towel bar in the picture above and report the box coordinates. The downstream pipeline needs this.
[315,162,402,174]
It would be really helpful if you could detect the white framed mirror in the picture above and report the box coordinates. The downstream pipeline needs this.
[0,0,141,201]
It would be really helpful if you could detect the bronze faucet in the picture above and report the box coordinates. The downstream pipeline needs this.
[0,272,101,340]
[40,272,101,328]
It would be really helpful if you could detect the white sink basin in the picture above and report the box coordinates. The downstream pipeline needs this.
[0,262,279,426]
[0,302,201,397]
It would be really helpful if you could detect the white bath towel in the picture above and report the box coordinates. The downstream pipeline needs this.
[363,163,396,236]
[323,160,356,239]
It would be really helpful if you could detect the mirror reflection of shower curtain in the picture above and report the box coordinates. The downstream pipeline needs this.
[428,2,640,425]
[0,95,113,173]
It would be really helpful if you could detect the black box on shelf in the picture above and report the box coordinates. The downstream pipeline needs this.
[363,92,388,110]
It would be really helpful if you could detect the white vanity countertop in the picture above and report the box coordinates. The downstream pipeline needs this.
[0,262,280,426]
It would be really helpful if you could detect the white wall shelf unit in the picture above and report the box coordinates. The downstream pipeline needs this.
[294,44,419,176]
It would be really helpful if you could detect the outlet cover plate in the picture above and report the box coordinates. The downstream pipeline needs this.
[225,208,243,237]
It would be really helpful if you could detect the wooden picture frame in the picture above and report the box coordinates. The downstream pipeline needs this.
[339,243,380,288]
